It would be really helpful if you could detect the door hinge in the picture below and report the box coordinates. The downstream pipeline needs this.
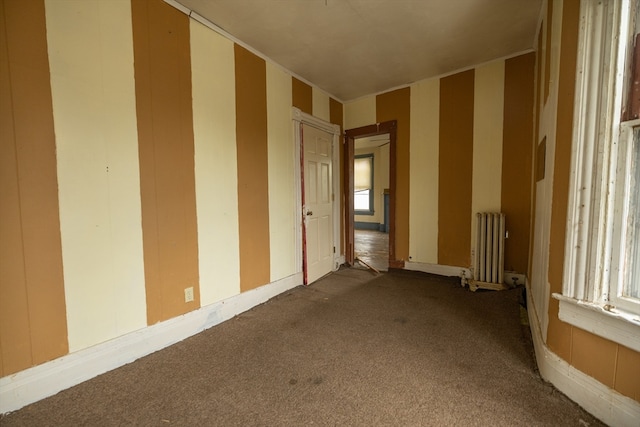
[333,246,336,253]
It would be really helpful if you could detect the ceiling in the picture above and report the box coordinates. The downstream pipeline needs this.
[174,0,542,102]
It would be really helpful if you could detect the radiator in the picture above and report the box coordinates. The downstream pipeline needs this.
[470,212,507,292]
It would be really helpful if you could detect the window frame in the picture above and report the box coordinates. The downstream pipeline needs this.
[555,0,640,352]
[354,153,374,215]
[610,120,640,313]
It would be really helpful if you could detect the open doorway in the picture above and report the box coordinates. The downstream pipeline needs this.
[344,121,397,270]
[353,134,390,271]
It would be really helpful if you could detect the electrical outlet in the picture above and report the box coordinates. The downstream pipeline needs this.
[184,286,194,303]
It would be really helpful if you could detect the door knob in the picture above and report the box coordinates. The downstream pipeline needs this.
[306,211,313,216]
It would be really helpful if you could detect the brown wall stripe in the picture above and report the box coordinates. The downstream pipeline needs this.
[234,44,271,292]
[543,0,640,394]
[545,0,579,361]
[376,88,410,263]
[292,77,312,115]
[502,53,535,274]
[438,70,474,267]
[131,0,200,324]
[615,345,640,401]
[329,97,343,133]
[329,98,345,253]
[0,0,68,376]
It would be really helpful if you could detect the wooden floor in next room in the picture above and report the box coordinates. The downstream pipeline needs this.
[354,229,389,272]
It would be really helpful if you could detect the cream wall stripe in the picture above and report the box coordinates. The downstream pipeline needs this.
[46,0,146,351]
[471,60,505,251]
[267,62,297,281]
[312,87,330,122]
[344,96,376,129]
[409,79,439,264]
[190,20,241,305]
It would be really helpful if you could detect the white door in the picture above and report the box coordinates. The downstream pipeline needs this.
[303,124,334,284]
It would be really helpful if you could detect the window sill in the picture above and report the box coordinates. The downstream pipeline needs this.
[553,293,640,352]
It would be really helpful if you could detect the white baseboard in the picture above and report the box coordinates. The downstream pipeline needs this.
[0,272,303,414]
[404,261,471,280]
[525,281,640,427]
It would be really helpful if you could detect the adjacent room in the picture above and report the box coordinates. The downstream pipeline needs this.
[1,0,638,425]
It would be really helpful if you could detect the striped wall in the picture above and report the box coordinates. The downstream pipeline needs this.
[234,44,270,293]
[377,88,411,263]
[438,70,475,268]
[502,54,534,276]
[0,0,343,378]
[0,0,68,376]
[49,0,146,350]
[527,0,640,408]
[267,62,296,282]
[132,0,200,324]
[4,0,636,411]
[409,78,439,263]
[345,54,534,273]
[190,20,240,306]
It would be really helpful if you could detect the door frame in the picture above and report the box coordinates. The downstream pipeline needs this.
[293,107,341,284]
[344,121,397,267]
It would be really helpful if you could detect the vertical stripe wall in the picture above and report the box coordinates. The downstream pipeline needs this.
[4,0,639,410]
[267,62,296,282]
[438,70,475,267]
[546,0,578,360]
[344,96,376,129]
[132,0,200,324]
[190,20,240,306]
[0,0,68,376]
[345,55,534,272]
[502,53,534,274]
[2,0,349,378]
[471,61,504,255]
[377,88,411,262]
[234,45,271,293]
[47,0,146,351]
[292,77,312,115]
[409,79,439,264]
[312,87,331,122]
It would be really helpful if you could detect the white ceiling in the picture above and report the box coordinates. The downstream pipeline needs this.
[174,0,542,102]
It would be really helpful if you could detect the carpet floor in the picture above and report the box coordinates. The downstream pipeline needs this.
[0,268,605,426]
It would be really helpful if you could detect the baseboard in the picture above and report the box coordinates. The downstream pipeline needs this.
[525,281,640,427]
[404,261,471,280]
[0,272,303,414]
[354,221,381,231]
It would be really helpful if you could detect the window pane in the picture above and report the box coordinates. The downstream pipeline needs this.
[624,127,640,299]
[354,189,370,211]
[354,157,372,192]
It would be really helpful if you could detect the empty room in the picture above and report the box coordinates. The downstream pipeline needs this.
[1,0,639,425]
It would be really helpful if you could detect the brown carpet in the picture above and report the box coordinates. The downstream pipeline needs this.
[0,268,604,426]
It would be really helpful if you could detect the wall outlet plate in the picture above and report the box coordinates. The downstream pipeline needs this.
[184,286,194,303]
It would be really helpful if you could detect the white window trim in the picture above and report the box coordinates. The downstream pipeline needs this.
[555,294,640,352]
[556,0,640,350]
[610,119,640,313]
